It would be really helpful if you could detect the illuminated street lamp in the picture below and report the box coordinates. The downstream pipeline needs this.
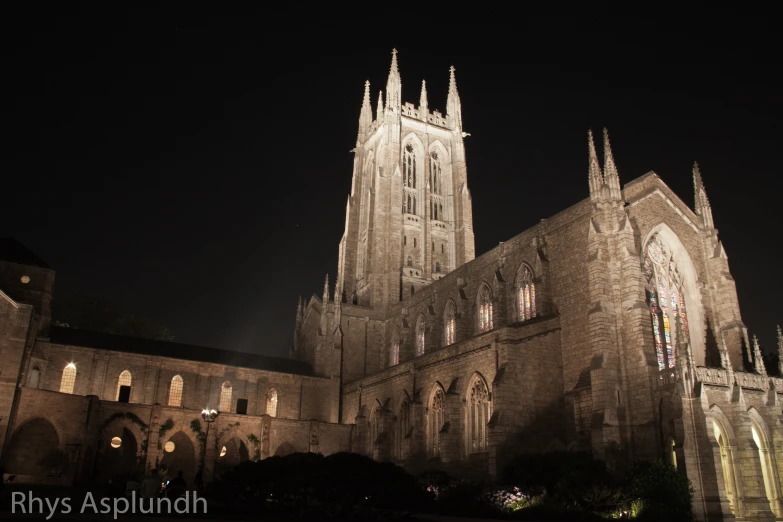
[198,407,219,487]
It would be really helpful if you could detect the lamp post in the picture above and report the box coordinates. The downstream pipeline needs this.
[198,407,219,488]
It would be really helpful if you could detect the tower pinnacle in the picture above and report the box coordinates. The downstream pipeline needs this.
[588,129,603,201]
[357,80,373,142]
[322,273,330,304]
[385,49,401,112]
[693,161,715,230]
[602,128,622,201]
[419,79,428,115]
[446,65,462,131]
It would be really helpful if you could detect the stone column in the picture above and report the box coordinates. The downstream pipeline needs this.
[202,419,219,484]
[146,403,163,471]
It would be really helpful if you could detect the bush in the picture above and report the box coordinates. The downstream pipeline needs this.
[209,451,431,517]
[625,459,694,522]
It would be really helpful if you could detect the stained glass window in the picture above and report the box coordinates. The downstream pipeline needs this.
[469,376,490,452]
[444,302,456,346]
[168,375,183,407]
[644,236,690,371]
[517,266,537,321]
[416,316,425,356]
[430,388,445,457]
[478,286,493,333]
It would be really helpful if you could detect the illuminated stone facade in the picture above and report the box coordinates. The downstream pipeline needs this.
[291,51,783,521]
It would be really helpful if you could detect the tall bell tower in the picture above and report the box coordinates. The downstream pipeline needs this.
[335,50,475,310]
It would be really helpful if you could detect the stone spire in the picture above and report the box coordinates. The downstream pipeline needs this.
[446,65,462,131]
[752,335,767,375]
[296,295,303,320]
[376,90,383,121]
[357,80,373,143]
[602,128,622,201]
[322,273,330,304]
[385,49,401,112]
[777,325,783,376]
[419,79,428,117]
[588,129,603,201]
[693,162,715,230]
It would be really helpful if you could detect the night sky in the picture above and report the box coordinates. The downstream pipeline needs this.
[3,12,781,359]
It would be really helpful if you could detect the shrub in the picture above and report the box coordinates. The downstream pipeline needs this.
[624,459,694,522]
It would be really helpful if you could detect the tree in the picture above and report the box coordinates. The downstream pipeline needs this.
[52,295,174,341]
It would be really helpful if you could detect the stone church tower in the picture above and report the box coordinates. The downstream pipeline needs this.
[336,49,475,310]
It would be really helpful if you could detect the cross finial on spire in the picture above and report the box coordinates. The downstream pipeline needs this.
[390,48,399,74]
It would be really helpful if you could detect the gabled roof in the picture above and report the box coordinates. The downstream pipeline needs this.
[0,237,50,269]
[46,326,313,377]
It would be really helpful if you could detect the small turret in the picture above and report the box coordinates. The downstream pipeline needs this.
[752,335,767,375]
[376,90,383,121]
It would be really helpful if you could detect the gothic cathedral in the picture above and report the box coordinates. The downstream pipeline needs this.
[293,50,783,522]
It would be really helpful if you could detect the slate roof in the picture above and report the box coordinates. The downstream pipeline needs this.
[47,326,313,376]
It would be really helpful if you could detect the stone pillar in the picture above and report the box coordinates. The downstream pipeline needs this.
[146,403,163,471]
[202,419,219,484]
[439,390,462,463]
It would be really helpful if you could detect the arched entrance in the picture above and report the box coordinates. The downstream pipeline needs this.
[100,427,139,481]
[5,418,60,476]
[713,418,738,515]
[159,432,197,486]
[216,437,250,477]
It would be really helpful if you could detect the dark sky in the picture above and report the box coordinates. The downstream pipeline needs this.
[2,11,781,359]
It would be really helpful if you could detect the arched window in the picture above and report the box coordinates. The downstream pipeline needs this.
[168,375,183,406]
[219,381,233,412]
[60,363,76,394]
[644,235,690,371]
[266,388,279,417]
[429,150,445,221]
[415,316,425,356]
[429,388,445,457]
[407,256,413,267]
[667,436,677,469]
[430,151,442,195]
[478,286,493,333]
[402,143,417,214]
[444,302,456,346]
[468,375,491,453]
[398,396,410,460]
[435,262,441,273]
[517,265,537,321]
[713,418,738,515]
[390,329,400,366]
[116,370,132,401]
[751,417,781,517]
[29,365,41,389]
[403,143,416,188]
